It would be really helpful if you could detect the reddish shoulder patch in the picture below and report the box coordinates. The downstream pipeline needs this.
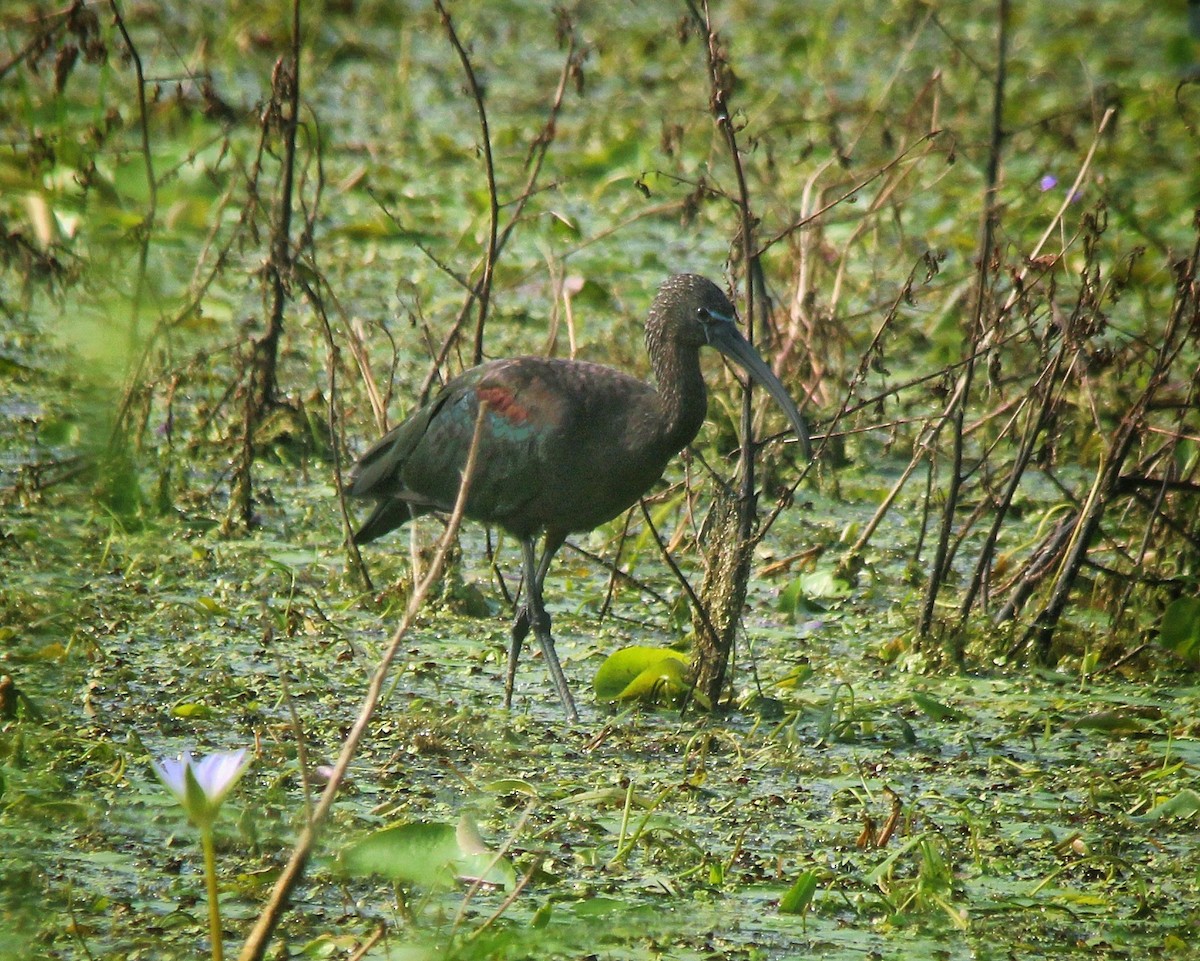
[477,385,529,424]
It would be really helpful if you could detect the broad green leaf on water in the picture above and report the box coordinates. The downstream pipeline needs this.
[482,778,539,797]
[617,657,689,704]
[565,896,627,918]
[1132,789,1200,822]
[264,548,325,570]
[797,568,852,600]
[169,703,214,719]
[338,816,514,889]
[1072,708,1155,734]
[340,822,458,888]
[1036,887,1114,907]
[779,870,819,915]
[1159,597,1200,666]
[774,663,814,690]
[778,577,823,621]
[744,694,787,720]
[910,692,969,722]
[194,596,229,617]
[593,646,690,703]
[778,568,850,621]
[454,813,517,888]
[567,786,656,807]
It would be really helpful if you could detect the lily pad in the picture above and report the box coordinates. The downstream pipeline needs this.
[593,646,691,704]
[338,814,514,889]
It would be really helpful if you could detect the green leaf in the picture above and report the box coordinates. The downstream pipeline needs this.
[566,897,627,917]
[340,822,457,887]
[778,567,850,621]
[1133,789,1200,822]
[1159,597,1200,666]
[194,596,230,617]
[454,814,517,888]
[592,646,690,704]
[483,778,539,797]
[170,703,214,719]
[1072,709,1154,734]
[778,577,823,621]
[338,817,514,889]
[798,568,852,600]
[779,870,819,915]
[910,692,969,722]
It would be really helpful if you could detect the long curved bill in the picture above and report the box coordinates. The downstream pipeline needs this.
[707,317,812,460]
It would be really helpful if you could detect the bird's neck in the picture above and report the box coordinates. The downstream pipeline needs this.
[651,341,708,453]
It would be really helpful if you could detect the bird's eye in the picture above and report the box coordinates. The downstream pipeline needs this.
[695,307,711,322]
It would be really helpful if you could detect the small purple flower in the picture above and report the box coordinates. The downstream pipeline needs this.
[1039,175,1058,192]
[152,749,250,828]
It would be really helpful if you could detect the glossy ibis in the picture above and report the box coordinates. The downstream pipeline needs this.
[349,273,810,721]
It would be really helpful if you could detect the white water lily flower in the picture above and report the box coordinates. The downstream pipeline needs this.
[152,749,250,828]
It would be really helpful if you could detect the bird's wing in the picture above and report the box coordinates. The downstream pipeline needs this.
[347,395,446,499]
[347,358,662,540]
[347,362,550,521]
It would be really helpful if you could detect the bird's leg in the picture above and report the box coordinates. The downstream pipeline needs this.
[504,535,555,708]
[504,605,530,711]
[505,535,577,721]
